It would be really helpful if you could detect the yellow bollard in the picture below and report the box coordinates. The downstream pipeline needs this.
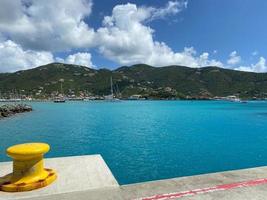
[0,143,57,192]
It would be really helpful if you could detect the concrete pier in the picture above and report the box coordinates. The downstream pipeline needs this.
[1,155,267,200]
[0,155,119,200]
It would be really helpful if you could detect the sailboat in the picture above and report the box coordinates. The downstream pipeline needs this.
[104,77,120,101]
[54,80,66,103]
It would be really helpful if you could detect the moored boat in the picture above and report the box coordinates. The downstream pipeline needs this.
[54,98,66,103]
[54,79,66,103]
[104,77,120,102]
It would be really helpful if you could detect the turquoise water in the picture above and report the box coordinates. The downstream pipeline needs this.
[1,101,267,184]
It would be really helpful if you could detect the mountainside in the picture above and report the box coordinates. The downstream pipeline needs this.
[1,63,267,99]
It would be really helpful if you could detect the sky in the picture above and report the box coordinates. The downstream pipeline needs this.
[0,0,267,72]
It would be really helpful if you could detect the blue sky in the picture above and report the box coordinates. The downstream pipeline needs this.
[0,0,266,72]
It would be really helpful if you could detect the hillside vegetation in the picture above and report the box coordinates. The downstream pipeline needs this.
[1,63,267,99]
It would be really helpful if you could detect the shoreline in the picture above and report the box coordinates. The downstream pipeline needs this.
[0,98,267,102]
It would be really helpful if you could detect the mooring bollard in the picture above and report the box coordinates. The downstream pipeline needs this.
[0,143,57,192]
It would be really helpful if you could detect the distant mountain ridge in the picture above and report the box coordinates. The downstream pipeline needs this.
[1,63,267,99]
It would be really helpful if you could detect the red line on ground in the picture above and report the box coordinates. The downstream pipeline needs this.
[136,178,267,200]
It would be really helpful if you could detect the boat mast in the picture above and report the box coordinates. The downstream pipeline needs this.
[59,78,64,96]
[110,77,113,97]
[116,84,120,97]
[61,82,63,94]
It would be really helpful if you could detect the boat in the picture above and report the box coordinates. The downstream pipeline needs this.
[54,98,65,103]
[53,96,65,103]
[104,77,120,101]
[224,95,248,103]
[54,80,66,103]
[225,95,241,102]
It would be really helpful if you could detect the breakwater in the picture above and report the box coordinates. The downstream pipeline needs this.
[0,104,32,118]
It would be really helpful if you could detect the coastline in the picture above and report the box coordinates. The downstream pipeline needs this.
[1,97,266,103]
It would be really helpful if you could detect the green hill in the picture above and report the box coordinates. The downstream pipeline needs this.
[1,63,267,99]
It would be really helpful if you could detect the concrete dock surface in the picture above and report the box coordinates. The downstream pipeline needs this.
[1,155,267,200]
[0,155,119,200]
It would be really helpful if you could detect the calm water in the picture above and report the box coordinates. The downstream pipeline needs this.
[1,101,267,184]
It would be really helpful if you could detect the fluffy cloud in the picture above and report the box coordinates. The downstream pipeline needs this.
[235,57,267,73]
[227,51,241,65]
[96,2,222,68]
[145,0,188,21]
[143,45,223,67]
[226,51,267,73]
[0,40,54,72]
[0,0,95,51]
[96,3,155,65]
[0,40,95,72]
[57,52,95,68]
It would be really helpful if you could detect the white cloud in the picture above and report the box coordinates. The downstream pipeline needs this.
[96,2,222,68]
[227,51,241,65]
[96,3,155,65]
[0,40,54,72]
[57,52,95,68]
[198,52,223,67]
[0,0,95,51]
[146,0,188,21]
[235,57,267,73]
[0,40,96,72]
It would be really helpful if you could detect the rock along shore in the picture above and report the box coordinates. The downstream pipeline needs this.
[0,104,32,118]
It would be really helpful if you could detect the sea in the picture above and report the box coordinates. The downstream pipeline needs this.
[1,100,267,184]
